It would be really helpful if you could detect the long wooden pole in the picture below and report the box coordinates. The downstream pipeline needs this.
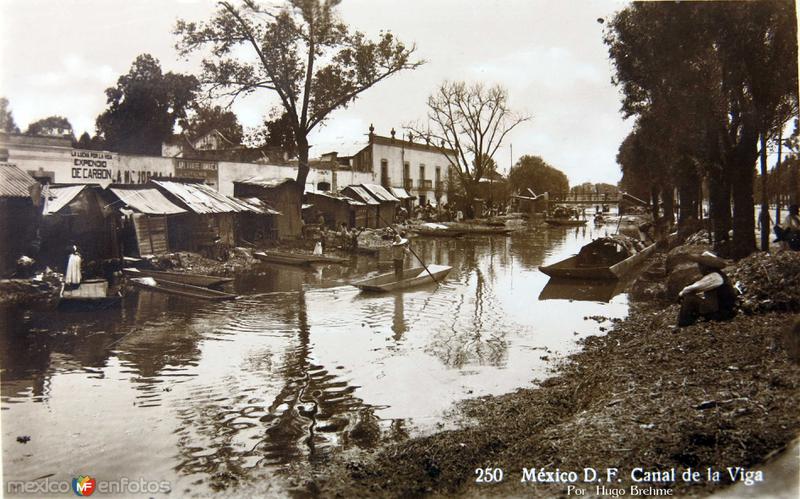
[376,212,439,285]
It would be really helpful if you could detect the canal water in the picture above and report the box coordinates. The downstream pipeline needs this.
[1,222,630,496]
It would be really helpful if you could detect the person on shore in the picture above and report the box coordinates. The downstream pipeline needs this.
[65,244,82,289]
[391,232,410,279]
[774,204,800,250]
[677,251,737,327]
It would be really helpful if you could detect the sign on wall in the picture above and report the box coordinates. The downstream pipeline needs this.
[174,158,218,187]
[70,150,118,187]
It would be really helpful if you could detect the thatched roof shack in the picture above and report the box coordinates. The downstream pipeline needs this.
[0,163,40,276]
[304,191,367,229]
[151,180,264,253]
[107,186,186,256]
[233,177,301,239]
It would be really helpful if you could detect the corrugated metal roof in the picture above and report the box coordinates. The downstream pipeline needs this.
[237,197,282,215]
[390,187,414,200]
[0,163,36,198]
[361,184,399,203]
[343,185,379,205]
[309,191,366,206]
[43,185,86,215]
[152,180,259,214]
[235,177,294,188]
[110,187,187,215]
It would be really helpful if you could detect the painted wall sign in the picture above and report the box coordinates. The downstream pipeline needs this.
[174,158,219,186]
[70,150,118,187]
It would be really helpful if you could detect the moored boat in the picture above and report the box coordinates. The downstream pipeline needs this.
[122,268,233,287]
[445,223,514,235]
[412,223,465,237]
[539,241,657,280]
[253,250,315,266]
[254,250,348,265]
[352,264,452,292]
[129,277,237,301]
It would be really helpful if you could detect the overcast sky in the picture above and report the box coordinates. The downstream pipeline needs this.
[0,0,634,185]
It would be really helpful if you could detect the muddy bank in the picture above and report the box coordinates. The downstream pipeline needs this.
[287,254,800,497]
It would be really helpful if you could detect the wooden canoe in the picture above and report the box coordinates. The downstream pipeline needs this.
[254,250,348,265]
[545,218,588,227]
[129,277,238,301]
[352,264,452,292]
[445,223,514,235]
[538,278,627,302]
[538,242,657,280]
[122,268,233,287]
[253,251,315,266]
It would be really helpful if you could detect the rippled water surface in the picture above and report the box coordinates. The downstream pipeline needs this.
[1,222,630,496]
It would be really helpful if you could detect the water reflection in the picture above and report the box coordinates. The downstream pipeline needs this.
[2,221,630,494]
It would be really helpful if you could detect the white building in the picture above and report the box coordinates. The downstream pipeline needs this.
[315,126,456,206]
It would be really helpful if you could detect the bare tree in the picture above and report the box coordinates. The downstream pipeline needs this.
[409,81,529,206]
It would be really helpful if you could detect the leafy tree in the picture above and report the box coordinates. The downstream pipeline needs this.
[605,1,798,258]
[25,115,74,138]
[180,104,243,146]
[75,131,106,150]
[0,97,20,133]
[246,110,297,158]
[508,155,568,198]
[175,0,422,211]
[96,54,199,155]
[409,81,528,208]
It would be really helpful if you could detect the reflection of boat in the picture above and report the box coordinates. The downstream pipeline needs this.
[58,279,121,311]
[129,277,237,301]
[352,264,452,292]
[254,250,348,265]
[545,218,587,227]
[538,278,627,302]
[122,268,233,287]
[539,242,656,280]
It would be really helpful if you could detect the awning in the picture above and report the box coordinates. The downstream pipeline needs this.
[43,185,86,215]
[110,187,186,215]
[389,187,414,200]
[0,163,36,198]
[235,177,294,189]
[152,180,260,214]
[361,183,399,203]
[343,185,379,205]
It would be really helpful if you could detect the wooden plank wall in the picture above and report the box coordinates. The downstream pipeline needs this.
[132,214,168,255]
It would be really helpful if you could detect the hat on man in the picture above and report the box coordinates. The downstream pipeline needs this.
[688,251,728,270]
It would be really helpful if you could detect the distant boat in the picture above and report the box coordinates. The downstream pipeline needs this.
[545,218,587,227]
[412,223,465,237]
[58,279,121,311]
[122,268,233,287]
[352,264,452,292]
[129,277,237,301]
[445,223,514,235]
[253,250,347,265]
[539,242,657,280]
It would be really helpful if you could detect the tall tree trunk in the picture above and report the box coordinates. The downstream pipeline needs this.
[709,168,731,248]
[650,184,660,220]
[775,135,782,223]
[661,184,674,226]
[678,170,700,225]
[730,128,758,259]
[759,133,769,251]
